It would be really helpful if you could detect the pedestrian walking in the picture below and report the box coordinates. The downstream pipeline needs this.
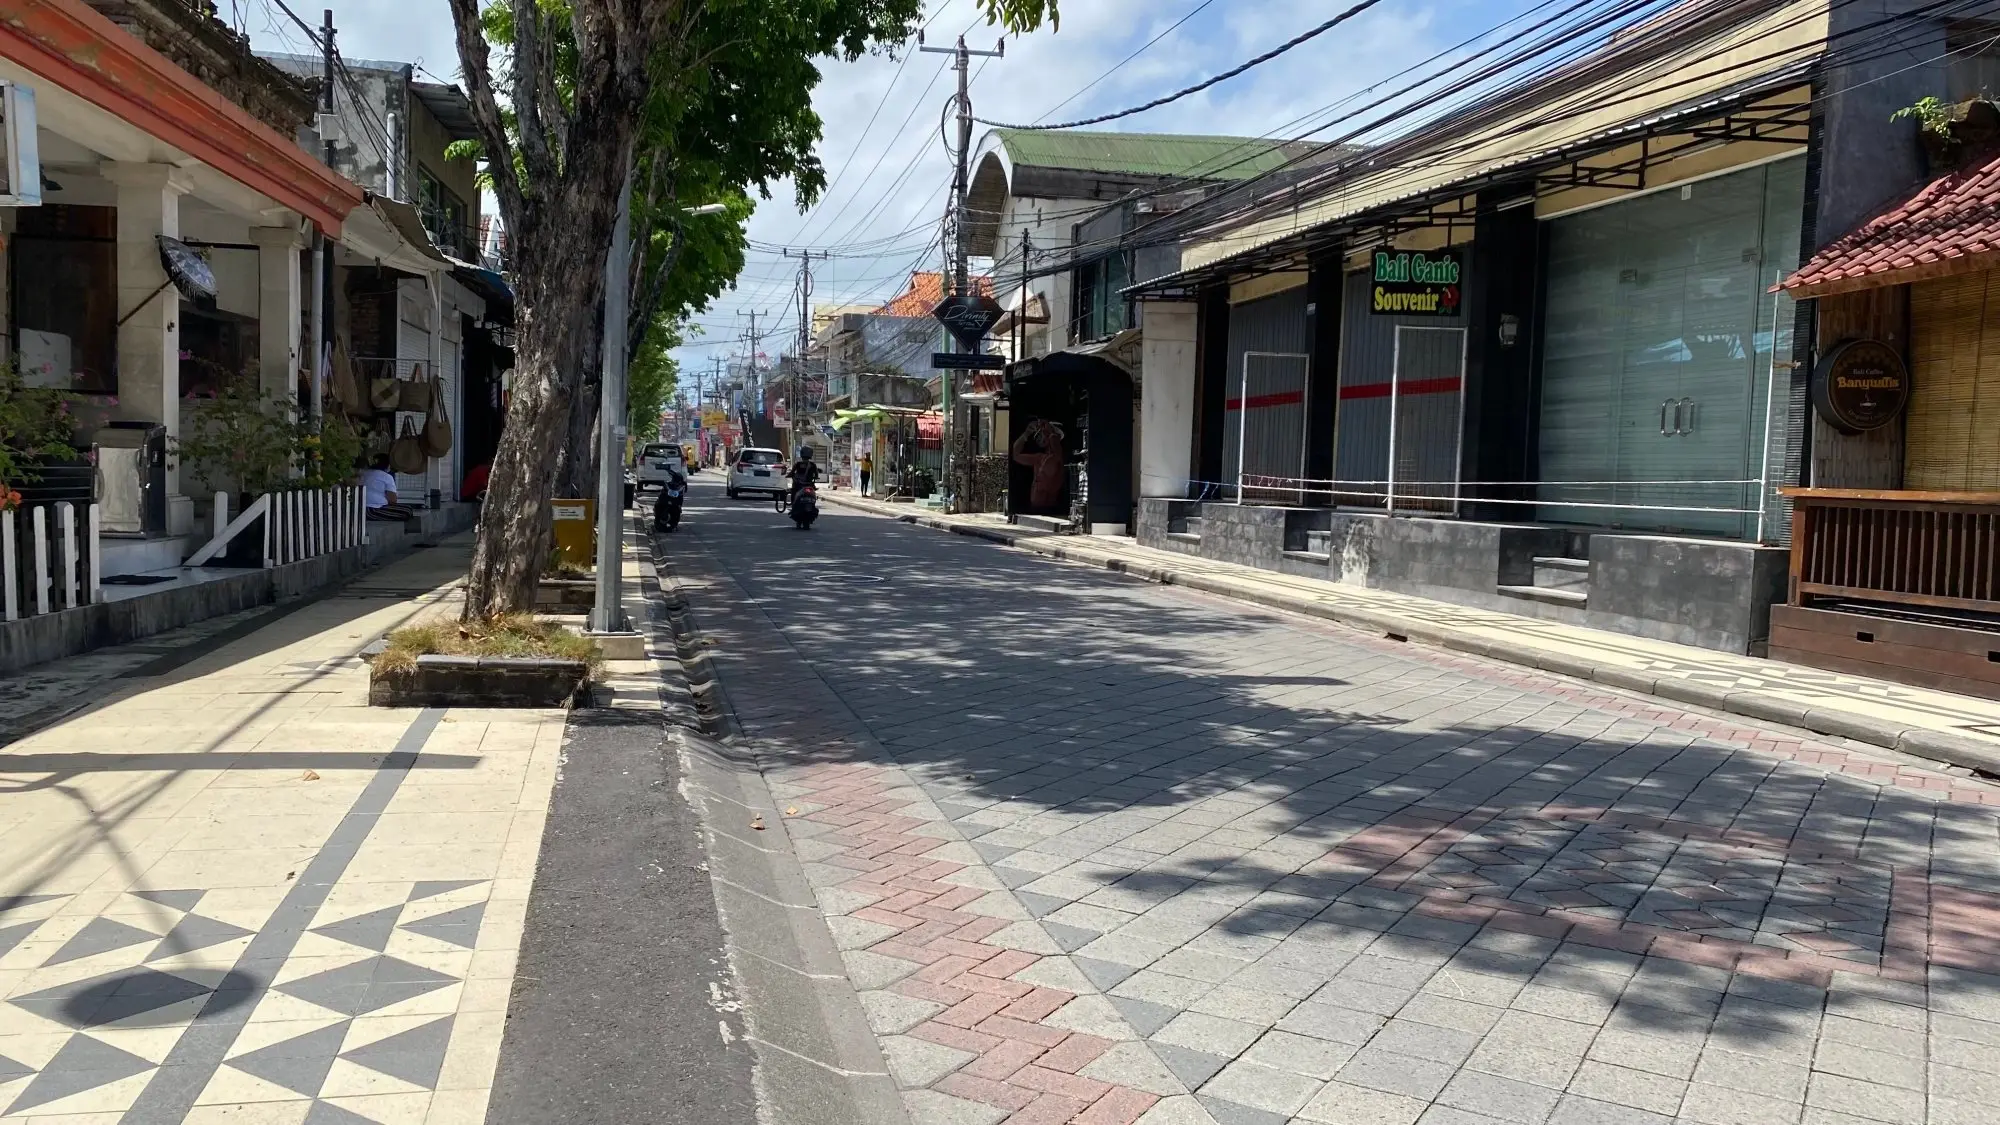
[858,451,873,495]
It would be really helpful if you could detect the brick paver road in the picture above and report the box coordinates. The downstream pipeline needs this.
[674,485,2000,1125]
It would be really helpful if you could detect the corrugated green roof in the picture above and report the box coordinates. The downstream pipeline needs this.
[990,129,1317,181]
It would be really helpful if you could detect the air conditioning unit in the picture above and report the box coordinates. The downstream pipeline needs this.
[0,80,41,207]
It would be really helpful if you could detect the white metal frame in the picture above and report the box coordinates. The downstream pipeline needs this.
[1386,324,1470,515]
[1234,349,1312,504]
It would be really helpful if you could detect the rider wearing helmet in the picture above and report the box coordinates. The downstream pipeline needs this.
[788,445,821,506]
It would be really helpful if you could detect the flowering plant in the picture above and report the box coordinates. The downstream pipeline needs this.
[0,365,80,509]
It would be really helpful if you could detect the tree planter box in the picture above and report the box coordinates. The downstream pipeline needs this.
[370,655,590,708]
[535,580,596,611]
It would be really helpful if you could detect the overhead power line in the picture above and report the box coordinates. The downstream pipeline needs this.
[976,0,1391,131]
[1030,0,1218,125]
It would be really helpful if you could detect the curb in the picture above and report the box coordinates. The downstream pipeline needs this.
[644,519,913,1125]
[821,494,2000,778]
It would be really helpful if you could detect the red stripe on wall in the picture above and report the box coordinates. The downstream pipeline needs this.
[1223,391,1307,411]
[1338,377,1463,401]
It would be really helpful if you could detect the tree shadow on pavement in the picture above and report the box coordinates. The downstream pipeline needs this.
[673,503,2000,1046]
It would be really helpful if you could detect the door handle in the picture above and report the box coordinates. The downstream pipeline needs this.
[1677,397,1696,435]
[1660,400,1673,435]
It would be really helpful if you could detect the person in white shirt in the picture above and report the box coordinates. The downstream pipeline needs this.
[357,455,414,522]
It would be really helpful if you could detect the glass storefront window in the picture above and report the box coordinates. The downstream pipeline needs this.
[1537,156,1805,539]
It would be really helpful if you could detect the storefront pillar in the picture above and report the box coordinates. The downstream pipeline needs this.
[1139,301,1197,497]
[103,160,193,535]
[250,226,305,415]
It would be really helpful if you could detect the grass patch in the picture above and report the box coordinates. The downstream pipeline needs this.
[375,614,603,676]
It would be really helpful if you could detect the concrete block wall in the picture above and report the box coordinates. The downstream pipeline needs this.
[1134,501,1787,654]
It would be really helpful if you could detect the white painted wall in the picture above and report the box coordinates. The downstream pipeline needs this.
[987,194,1094,357]
[1139,301,1198,498]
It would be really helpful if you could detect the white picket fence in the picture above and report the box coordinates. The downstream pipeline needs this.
[1,502,101,621]
[189,487,366,569]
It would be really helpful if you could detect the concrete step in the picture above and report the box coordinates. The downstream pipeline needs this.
[1283,550,1331,565]
[1014,513,1073,534]
[1180,517,1205,538]
[99,535,187,576]
[1497,584,1587,607]
[1531,556,1590,591]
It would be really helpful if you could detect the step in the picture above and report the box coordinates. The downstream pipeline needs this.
[1283,550,1331,565]
[1014,513,1073,534]
[1531,556,1590,591]
[99,535,187,577]
[1497,584,1587,607]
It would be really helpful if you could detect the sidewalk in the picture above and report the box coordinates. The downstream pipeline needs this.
[822,494,2000,775]
[0,536,565,1124]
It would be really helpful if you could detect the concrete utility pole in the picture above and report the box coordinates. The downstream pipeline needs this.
[783,250,823,455]
[920,31,1001,510]
[589,170,635,636]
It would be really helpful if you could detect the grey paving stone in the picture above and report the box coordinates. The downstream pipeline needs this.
[857,990,942,1035]
[341,1014,453,1089]
[880,1036,973,1089]
[1338,1045,1456,1100]
[41,918,159,967]
[308,905,404,953]
[398,901,486,949]
[1367,1018,1479,1066]
[1201,1060,1323,1116]
[1111,996,1179,1037]
[5,1034,154,1113]
[1195,1095,1292,1125]
[1151,1042,1231,1091]
[129,889,205,912]
[224,1019,352,1096]
[900,1088,1007,1125]
[1546,1093,1675,1125]
[1564,1060,1685,1116]
[1678,1081,1806,1125]
[1297,1080,1428,1125]
[1155,1012,1263,1057]
[1437,1068,1565,1123]
[1042,922,1099,952]
[1075,955,1139,991]
[1276,1001,1388,1046]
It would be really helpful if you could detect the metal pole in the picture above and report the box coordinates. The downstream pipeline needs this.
[1235,355,1248,505]
[1756,270,1783,543]
[320,11,337,169]
[1387,326,1402,515]
[590,168,634,634]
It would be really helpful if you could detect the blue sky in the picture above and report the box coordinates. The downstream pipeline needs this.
[247,0,1551,372]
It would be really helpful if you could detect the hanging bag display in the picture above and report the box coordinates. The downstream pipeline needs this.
[398,362,433,412]
[389,414,428,475]
[369,372,401,413]
[420,375,454,457]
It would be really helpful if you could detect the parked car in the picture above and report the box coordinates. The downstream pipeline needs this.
[726,448,787,498]
[635,443,686,494]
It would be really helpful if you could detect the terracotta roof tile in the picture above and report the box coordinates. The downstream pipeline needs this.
[1784,149,2000,296]
[877,271,994,317]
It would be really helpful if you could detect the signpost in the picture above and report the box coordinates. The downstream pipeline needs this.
[931,351,1005,371]
[933,294,1005,348]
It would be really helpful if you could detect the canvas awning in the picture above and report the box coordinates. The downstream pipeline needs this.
[338,195,450,277]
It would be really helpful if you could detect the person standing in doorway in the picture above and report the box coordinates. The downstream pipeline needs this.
[858,451,873,496]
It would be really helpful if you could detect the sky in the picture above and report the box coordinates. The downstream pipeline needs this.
[242,0,1550,377]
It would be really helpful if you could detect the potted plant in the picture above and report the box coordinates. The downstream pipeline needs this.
[0,365,81,513]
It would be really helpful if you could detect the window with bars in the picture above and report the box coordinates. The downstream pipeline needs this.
[416,166,472,260]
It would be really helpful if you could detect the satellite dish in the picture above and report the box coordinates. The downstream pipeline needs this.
[156,235,217,303]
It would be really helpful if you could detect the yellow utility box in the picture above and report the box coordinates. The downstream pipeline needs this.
[549,498,596,567]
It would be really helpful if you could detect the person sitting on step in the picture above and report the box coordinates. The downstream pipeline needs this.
[358,455,416,523]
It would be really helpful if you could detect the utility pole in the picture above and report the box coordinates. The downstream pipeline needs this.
[919,31,1002,509]
[783,250,823,457]
[589,170,635,636]
[320,11,337,168]
[304,10,336,425]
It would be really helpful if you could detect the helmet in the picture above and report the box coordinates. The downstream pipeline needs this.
[798,446,815,460]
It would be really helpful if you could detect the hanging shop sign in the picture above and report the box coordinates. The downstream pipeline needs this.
[1370,249,1462,316]
[1812,338,1910,433]
[933,293,1005,348]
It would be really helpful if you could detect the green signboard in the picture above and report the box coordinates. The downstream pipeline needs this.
[1370,249,1463,316]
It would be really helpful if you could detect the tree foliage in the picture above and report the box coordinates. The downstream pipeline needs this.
[444,0,1059,617]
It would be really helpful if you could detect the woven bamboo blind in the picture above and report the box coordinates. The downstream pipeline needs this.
[1908,272,2000,490]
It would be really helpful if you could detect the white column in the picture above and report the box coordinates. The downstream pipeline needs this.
[251,226,306,416]
[1139,301,1199,498]
[103,161,193,534]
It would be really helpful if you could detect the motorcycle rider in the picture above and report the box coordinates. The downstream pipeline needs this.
[652,458,688,530]
[787,445,821,507]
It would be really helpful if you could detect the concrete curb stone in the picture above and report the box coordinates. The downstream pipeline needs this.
[822,493,2000,779]
[645,520,914,1125]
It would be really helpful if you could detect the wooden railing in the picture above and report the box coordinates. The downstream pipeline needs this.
[2,502,101,621]
[1780,488,2000,614]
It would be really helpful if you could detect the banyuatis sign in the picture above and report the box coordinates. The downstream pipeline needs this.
[1371,249,1462,316]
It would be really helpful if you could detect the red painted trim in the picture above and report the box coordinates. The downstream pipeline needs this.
[1339,377,1463,401]
[0,0,363,233]
[1223,391,1305,411]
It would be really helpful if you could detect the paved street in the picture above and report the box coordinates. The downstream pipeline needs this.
[669,476,2000,1125]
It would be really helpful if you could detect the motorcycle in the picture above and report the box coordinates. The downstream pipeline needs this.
[653,473,685,532]
[791,483,819,530]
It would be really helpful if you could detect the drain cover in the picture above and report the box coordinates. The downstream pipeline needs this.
[812,573,885,584]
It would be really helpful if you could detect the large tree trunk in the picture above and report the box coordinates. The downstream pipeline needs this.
[463,178,620,619]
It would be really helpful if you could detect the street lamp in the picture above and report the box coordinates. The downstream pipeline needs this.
[589,196,735,637]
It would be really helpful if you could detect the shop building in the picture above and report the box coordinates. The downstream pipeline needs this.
[0,0,362,563]
[1769,103,2000,698]
[1121,0,1961,656]
[966,130,1340,532]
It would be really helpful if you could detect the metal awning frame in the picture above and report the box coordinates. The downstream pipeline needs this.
[1126,72,1813,300]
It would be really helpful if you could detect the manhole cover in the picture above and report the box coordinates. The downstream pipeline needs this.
[812,573,885,584]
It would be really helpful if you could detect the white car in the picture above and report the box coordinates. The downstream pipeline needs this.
[635,443,686,493]
[726,448,787,498]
